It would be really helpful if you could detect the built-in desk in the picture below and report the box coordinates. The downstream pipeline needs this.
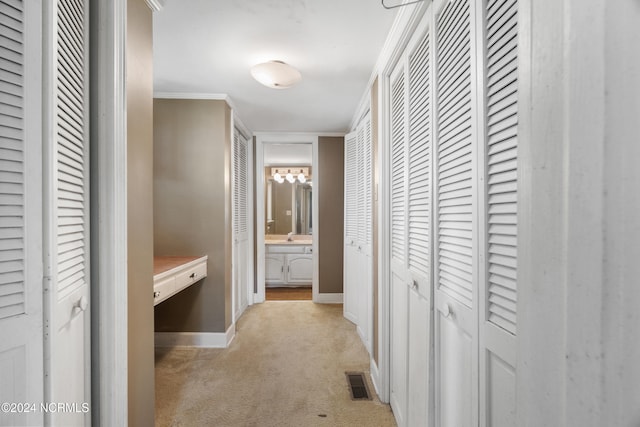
[153,256,208,306]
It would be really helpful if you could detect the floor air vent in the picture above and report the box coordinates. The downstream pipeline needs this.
[346,372,371,400]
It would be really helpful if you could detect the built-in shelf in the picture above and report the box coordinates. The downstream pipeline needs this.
[153,255,208,306]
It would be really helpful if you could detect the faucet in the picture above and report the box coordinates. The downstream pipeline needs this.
[287,232,294,242]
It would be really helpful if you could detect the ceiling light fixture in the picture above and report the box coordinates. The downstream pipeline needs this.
[250,60,301,89]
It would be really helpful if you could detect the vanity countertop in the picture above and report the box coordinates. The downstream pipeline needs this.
[153,255,208,306]
[265,239,313,245]
[154,255,204,276]
[265,235,312,245]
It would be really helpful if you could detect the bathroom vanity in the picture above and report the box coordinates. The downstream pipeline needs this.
[153,255,208,305]
[265,237,312,286]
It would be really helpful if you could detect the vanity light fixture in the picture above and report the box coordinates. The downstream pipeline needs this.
[250,60,302,89]
[271,167,309,184]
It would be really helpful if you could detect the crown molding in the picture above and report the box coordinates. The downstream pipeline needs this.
[145,0,166,12]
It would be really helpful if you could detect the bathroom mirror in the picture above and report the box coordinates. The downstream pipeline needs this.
[263,143,313,236]
[266,176,312,235]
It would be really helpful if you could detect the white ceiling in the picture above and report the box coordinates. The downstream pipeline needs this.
[153,0,398,134]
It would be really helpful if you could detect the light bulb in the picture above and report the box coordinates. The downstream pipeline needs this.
[274,173,281,181]
[286,173,295,183]
[298,173,306,183]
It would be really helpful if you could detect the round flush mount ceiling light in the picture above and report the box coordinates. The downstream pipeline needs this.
[250,60,301,89]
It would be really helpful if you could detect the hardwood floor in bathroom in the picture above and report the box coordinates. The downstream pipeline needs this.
[265,286,312,301]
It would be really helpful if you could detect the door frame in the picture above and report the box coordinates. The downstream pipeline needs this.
[90,0,129,424]
[254,133,319,303]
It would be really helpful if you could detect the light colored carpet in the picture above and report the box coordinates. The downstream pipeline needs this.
[155,302,396,427]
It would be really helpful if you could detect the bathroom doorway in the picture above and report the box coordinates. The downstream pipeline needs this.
[255,135,319,303]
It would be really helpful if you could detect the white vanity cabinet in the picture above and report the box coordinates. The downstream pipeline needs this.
[287,254,313,283]
[265,254,286,283]
[265,244,312,286]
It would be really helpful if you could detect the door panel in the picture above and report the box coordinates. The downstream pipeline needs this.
[390,270,408,426]
[433,0,478,425]
[45,0,91,424]
[437,308,473,427]
[407,290,430,427]
[486,350,516,427]
[233,130,249,318]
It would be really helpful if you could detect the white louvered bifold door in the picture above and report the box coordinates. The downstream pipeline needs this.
[0,1,45,426]
[356,112,373,351]
[343,131,359,324]
[388,11,435,426]
[389,57,410,427]
[44,0,91,425]
[478,0,519,424]
[233,128,249,320]
[433,0,479,425]
[405,13,433,427]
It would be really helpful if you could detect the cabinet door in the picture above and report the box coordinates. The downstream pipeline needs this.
[265,254,285,284]
[287,255,313,283]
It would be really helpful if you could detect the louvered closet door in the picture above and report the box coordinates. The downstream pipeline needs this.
[343,131,358,324]
[387,11,434,426]
[361,114,373,351]
[233,129,249,320]
[45,0,91,425]
[389,57,409,427]
[405,12,433,427]
[433,0,479,425]
[479,0,519,424]
[0,2,45,426]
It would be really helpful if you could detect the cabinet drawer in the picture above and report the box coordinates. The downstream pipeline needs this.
[266,244,308,254]
[154,276,176,305]
[176,262,207,289]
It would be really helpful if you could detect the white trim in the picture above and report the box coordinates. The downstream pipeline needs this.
[370,358,382,397]
[254,131,346,138]
[255,134,319,304]
[155,325,236,348]
[153,91,230,100]
[314,293,344,304]
[144,0,165,12]
[90,1,128,425]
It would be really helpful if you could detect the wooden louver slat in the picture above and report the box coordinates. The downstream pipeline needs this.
[56,0,89,295]
[390,71,406,264]
[0,0,25,320]
[407,29,431,280]
[485,0,519,335]
[435,0,474,308]
[344,132,358,240]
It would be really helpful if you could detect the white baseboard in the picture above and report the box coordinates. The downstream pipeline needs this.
[370,358,381,397]
[155,324,236,348]
[314,292,343,304]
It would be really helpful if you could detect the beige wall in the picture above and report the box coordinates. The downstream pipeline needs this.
[153,99,233,333]
[126,0,155,424]
[318,137,345,294]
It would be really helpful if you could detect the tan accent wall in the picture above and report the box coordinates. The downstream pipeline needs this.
[153,99,233,333]
[318,137,345,294]
[371,78,380,364]
[126,0,155,424]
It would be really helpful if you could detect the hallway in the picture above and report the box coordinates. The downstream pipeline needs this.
[155,302,395,426]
